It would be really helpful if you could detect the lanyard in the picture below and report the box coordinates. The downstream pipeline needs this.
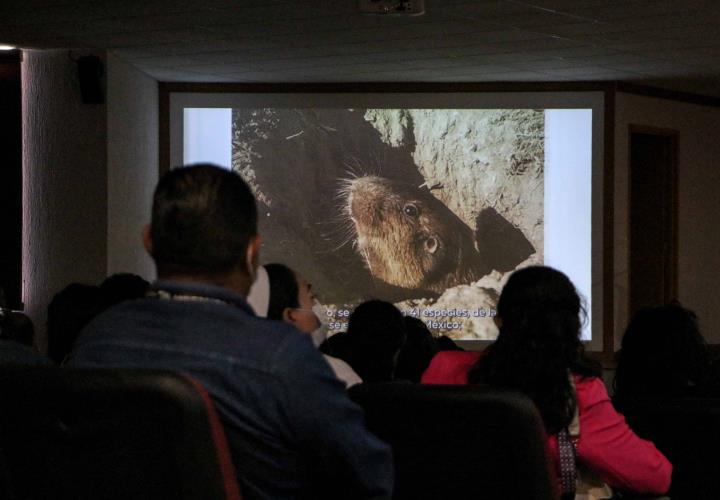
[148,289,235,309]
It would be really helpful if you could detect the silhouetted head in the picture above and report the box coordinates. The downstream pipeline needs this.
[47,283,103,364]
[495,265,583,363]
[0,311,35,348]
[615,303,711,401]
[346,300,406,383]
[145,164,259,294]
[100,273,150,308]
[395,316,438,382]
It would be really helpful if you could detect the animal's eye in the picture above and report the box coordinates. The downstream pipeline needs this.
[403,204,419,217]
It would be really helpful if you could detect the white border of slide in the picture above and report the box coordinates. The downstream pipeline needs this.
[183,108,232,168]
[545,109,593,340]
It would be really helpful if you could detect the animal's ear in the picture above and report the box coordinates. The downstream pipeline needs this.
[474,207,535,272]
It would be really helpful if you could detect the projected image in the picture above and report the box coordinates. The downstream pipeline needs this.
[229,108,547,340]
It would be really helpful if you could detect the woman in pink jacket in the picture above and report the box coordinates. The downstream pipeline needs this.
[422,266,672,497]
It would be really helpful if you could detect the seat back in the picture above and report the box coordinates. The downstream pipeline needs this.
[349,383,557,500]
[0,367,241,500]
[621,396,720,500]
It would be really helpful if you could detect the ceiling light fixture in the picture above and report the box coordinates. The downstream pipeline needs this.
[0,44,18,51]
[358,0,425,16]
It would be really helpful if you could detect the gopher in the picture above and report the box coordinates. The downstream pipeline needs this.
[341,175,491,293]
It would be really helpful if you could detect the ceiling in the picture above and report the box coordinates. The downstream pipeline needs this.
[2,0,720,97]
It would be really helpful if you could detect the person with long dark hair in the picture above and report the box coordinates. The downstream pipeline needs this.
[422,266,671,496]
[394,316,439,382]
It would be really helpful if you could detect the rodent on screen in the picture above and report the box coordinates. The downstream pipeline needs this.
[183,107,593,341]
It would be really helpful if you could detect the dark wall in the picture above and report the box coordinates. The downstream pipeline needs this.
[0,51,22,309]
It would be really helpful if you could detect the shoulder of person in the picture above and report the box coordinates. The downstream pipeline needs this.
[270,325,334,372]
[573,374,610,403]
[433,350,483,369]
[421,350,482,384]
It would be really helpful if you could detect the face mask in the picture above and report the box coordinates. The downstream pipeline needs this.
[309,301,330,347]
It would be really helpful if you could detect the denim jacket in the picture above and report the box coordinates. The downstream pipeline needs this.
[68,280,392,500]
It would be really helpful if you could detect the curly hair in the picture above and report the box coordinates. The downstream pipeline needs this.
[468,266,600,434]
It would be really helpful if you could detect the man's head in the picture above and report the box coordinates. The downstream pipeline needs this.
[143,164,260,293]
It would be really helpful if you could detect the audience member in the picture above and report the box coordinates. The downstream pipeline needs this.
[259,262,362,387]
[422,266,672,496]
[47,283,103,364]
[99,273,150,308]
[614,303,719,406]
[0,308,51,365]
[395,316,438,382]
[344,300,406,383]
[1,309,34,347]
[67,164,392,499]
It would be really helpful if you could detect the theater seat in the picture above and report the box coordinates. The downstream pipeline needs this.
[0,367,241,500]
[620,396,720,500]
[348,383,557,500]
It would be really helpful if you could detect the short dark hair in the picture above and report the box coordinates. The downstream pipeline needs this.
[150,164,257,276]
[100,273,150,308]
[346,300,407,383]
[47,283,103,364]
[265,263,300,320]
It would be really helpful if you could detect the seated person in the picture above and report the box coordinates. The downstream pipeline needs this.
[422,266,672,497]
[259,262,361,388]
[395,316,438,382]
[99,273,150,309]
[344,300,407,383]
[0,307,51,365]
[68,164,392,500]
[47,283,103,364]
[614,303,719,407]
[48,277,149,364]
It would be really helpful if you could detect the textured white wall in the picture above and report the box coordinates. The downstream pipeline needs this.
[22,49,108,352]
[614,92,720,346]
[106,52,158,280]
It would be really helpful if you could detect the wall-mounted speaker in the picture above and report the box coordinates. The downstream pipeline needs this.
[77,55,104,104]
